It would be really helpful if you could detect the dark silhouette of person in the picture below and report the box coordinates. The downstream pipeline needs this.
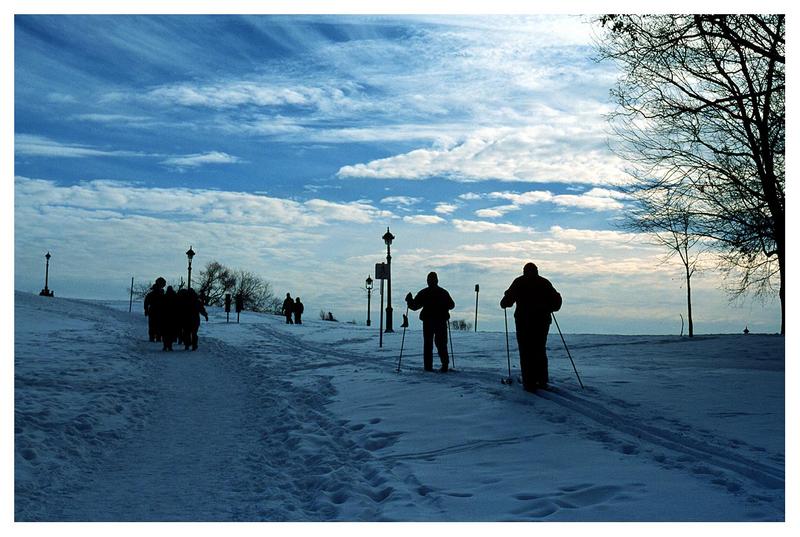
[405,271,455,372]
[294,297,304,324]
[160,286,178,351]
[144,277,166,342]
[500,262,562,392]
[282,293,294,324]
[181,287,208,351]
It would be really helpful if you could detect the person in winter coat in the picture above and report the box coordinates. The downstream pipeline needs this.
[144,277,166,342]
[500,262,562,392]
[181,287,208,351]
[160,286,178,351]
[282,293,294,324]
[405,271,455,372]
[294,297,304,325]
[175,287,190,346]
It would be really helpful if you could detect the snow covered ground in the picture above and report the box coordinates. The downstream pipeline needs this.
[14,291,785,522]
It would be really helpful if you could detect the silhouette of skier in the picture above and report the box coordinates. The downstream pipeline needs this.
[294,297,304,325]
[282,293,294,324]
[144,277,166,342]
[405,271,455,372]
[500,263,562,392]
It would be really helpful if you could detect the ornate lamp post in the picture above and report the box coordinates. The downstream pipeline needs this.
[39,252,53,297]
[186,245,195,289]
[365,275,374,326]
[382,227,395,332]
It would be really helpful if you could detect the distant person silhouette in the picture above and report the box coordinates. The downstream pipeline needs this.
[500,263,562,392]
[181,288,208,351]
[282,293,294,324]
[144,277,166,342]
[160,286,178,351]
[294,297,304,324]
[405,271,455,372]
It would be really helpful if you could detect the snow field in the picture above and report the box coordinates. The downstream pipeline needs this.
[14,292,785,521]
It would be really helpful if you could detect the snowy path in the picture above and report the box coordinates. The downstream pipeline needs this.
[15,294,785,521]
[56,339,260,520]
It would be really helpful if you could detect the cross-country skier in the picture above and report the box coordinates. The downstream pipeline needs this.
[500,263,562,392]
[405,271,455,372]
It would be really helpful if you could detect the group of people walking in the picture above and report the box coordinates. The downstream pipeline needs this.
[406,262,561,393]
[143,277,209,351]
[141,262,560,393]
[281,293,305,324]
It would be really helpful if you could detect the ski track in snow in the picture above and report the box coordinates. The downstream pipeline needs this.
[15,294,785,521]
[263,324,784,489]
[252,323,785,520]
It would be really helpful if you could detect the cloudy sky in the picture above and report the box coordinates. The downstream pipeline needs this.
[12,13,782,333]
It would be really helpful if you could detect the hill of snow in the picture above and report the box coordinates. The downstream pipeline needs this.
[14,291,785,521]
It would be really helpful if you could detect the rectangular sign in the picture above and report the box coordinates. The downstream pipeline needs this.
[375,262,389,280]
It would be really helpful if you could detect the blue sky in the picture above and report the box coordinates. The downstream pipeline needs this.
[12,14,783,333]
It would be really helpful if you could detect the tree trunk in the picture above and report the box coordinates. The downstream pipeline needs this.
[686,264,694,338]
[779,245,785,335]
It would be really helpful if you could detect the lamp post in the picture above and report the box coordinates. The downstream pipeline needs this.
[382,227,395,332]
[186,246,195,289]
[474,283,480,332]
[365,275,373,326]
[39,252,53,297]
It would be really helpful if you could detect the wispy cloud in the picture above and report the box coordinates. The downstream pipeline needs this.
[15,134,144,159]
[15,176,390,229]
[403,214,446,225]
[483,187,629,214]
[434,203,459,215]
[381,196,423,206]
[475,205,519,218]
[161,151,243,169]
[549,225,646,248]
[461,239,576,255]
[16,135,243,171]
[336,127,627,184]
[452,219,532,234]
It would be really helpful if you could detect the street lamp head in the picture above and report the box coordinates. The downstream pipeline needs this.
[366,276,373,290]
[382,227,395,246]
[45,252,51,261]
[186,246,195,261]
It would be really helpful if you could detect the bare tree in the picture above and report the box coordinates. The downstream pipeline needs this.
[196,260,236,306]
[627,195,707,337]
[131,281,153,300]
[233,270,279,313]
[595,14,785,334]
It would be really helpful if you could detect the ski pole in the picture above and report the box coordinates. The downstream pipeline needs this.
[551,313,584,390]
[503,308,512,384]
[447,319,455,369]
[396,306,409,372]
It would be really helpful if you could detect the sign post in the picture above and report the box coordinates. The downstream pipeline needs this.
[235,293,243,323]
[474,284,480,332]
[375,262,388,348]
